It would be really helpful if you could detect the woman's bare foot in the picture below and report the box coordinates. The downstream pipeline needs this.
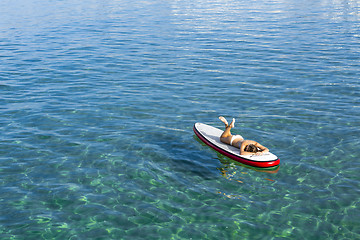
[229,118,235,128]
[219,116,228,127]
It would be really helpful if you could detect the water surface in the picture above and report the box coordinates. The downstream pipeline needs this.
[1,0,359,239]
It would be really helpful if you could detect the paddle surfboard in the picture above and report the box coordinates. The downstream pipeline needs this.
[194,123,280,168]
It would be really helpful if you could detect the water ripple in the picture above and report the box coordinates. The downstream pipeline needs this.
[0,0,359,239]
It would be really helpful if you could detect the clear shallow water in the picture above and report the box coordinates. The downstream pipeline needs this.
[1,0,359,239]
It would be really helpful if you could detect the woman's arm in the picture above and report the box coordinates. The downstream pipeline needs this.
[240,140,259,155]
[240,150,254,155]
[240,141,269,155]
[255,142,269,154]
[240,141,251,155]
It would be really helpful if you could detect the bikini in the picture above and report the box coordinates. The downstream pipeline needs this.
[230,135,244,147]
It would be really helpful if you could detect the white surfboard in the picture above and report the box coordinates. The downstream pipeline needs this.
[194,123,279,168]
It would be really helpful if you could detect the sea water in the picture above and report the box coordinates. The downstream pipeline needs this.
[0,0,359,239]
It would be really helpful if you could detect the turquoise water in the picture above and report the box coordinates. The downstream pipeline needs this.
[1,0,359,239]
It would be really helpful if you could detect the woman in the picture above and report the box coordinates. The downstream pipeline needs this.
[219,116,269,156]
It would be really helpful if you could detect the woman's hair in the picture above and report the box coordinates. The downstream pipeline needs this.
[245,144,258,153]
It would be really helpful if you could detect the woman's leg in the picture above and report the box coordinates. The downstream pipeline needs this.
[219,117,235,144]
[219,116,229,128]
